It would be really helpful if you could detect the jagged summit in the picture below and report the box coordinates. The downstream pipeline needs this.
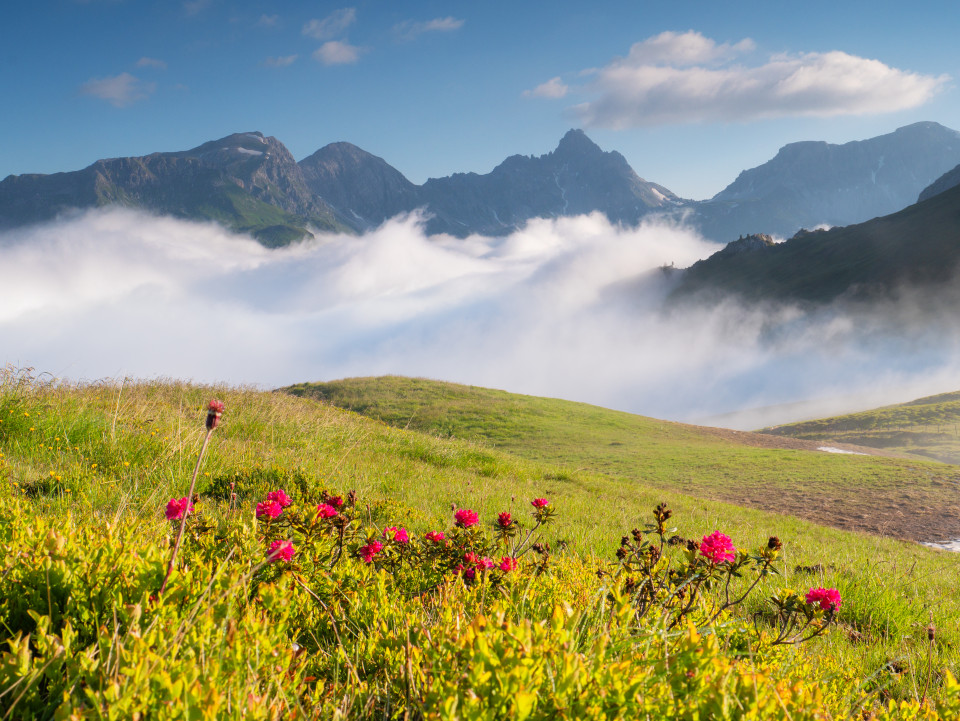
[554,128,603,157]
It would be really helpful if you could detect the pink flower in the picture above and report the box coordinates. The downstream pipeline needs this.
[206,400,224,430]
[359,540,383,563]
[531,498,549,508]
[454,508,479,528]
[165,496,194,521]
[699,531,736,564]
[256,500,283,520]
[497,511,512,528]
[462,551,479,565]
[805,587,842,612]
[383,526,409,544]
[316,503,339,519]
[499,556,518,572]
[266,489,291,507]
[425,531,445,543]
[476,556,495,570]
[327,495,345,509]
[268,540,294,563]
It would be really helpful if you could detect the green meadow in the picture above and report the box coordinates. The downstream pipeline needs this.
[3,369,960,718]
[765,390,960,466]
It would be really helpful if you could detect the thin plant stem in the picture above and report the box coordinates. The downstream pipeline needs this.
[158,427,213,596]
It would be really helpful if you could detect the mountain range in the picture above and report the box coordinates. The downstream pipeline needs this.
[4,122,960,246]
[668,179,960,305]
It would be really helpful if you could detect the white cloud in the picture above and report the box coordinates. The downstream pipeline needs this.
[624,30,755,67]
[264,54,298,68]
[302,8,356,40]
[313,41,363,66]
[136,57,167,70]
[393,16,464,41]
[524,77,569,99]
[258,14,279,27]
[4,208,960,427]
[555,31,948,128]
[80,72,155,107]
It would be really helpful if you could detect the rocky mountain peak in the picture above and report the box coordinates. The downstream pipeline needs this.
[553,129,603,158]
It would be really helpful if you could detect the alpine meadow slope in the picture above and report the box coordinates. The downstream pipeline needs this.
[3,371,960,717]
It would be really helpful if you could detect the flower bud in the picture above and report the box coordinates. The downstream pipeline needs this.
[768,536,783,551]
[206,400,224,430]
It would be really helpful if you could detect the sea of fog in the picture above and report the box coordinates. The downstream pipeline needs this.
[2,207,959,430]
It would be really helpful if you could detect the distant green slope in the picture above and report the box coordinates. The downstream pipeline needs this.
[764,390,960,465]
[283,376,960,544]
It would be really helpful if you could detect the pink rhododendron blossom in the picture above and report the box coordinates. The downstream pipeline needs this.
[699,531,736,564]
[497,511,512,528]
[316,503,339,519]
[805,587,842,611]
[268,540,294,563]
[266,489,291,507]
[256,500,284,520]
[327,496,344,509]
[477,556,495,570]
[462,551,479,565]
[499,557,518,572]
[383,526,409,544]
[425,531,445,543]
[359,540,383,563]
[165,497,194,521]
[531,498,549,508]
[454,509,479,528]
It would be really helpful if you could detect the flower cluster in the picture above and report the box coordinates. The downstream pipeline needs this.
[359,540,383,563]
[424,531,445,543]
[267,539,294,563]
[699,531,736,564]
[205,399,224,431]
[165,496,194,521]
[256,488,290,520]
[316,503,339,519]
[454,508,479,528]
[805,587,842,612]
[383,526,410,544]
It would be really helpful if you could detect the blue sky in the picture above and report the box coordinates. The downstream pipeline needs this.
[3,0,959,200]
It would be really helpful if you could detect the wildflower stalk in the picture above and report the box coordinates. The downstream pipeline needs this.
[158,400,223,596]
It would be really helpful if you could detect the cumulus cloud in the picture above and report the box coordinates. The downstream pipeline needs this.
[136,57,167,70]
[264,54,298,68]
[524,77,569,99]
[302,8,356,40]
[545,30,949,128]
[313,41,363,66]
[4,208,960,428]
[80,72,155,107]
[393,16,464,41]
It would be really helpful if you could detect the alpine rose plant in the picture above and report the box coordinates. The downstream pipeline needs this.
[165,497,194,521]
[806,587,842,611]
[531,498,549,508]
[700,531,736,564]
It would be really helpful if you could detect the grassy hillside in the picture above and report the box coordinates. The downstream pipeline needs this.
[284,376,960,545]
[764,390,960,465]
[5,370,960,716]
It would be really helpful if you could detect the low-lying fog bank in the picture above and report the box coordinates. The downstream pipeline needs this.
[3,207,959,429]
